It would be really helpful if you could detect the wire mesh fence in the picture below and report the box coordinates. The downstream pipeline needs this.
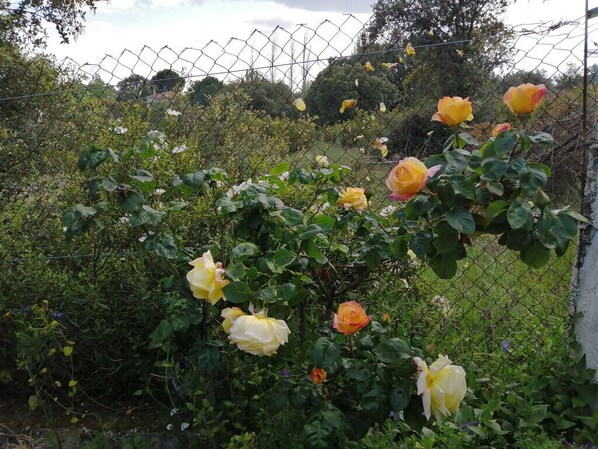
[0,13,596,380]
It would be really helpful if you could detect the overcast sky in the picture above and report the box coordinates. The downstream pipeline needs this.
[41,0,597,84]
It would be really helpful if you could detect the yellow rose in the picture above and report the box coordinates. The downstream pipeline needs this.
[332,301,371,335]
[503,83,547,115]
[431,96,473,126]
[221,307,245,334]
[491,122,512,137]
[339,99,357,113]
[228,310,290,356]
[414,355,466,420]
[385,157,441,201]
[336,187,368,212]
[186,251,229,305]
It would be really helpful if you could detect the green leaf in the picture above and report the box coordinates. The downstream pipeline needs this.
[117,191,144,212]
[311,337,341,369]
[135,137,157,159]
[481,158,508,181]
[447,209,476,235]
[132,170,156,193]
[486,200,509,222]
[273,248,294,268]
[445,150,467,171]
[520,164,548,195]
[374,338,412,363]
[182,171,206,191]
[102,177,118,192]
[222,281,253,304]
[390,383,413,412]
[281,207,304,226]
[528,404,548,423]
[78,144,108,170]
[433,222,459,254]
[129,205,166,227]
[152,234,177,259]
[450,176,475,200]
[479,140,497,158]
[75,204,97,217]
[299,224,324,240]
[148,319,173,348]
[191,342,220,373]
[486,182,504,196]
[280,283,296,302]
[312,215,336,232]
[507,204,532,230]
[430,253,458,279]
[521,240,551,269]
[232,242,260,259]
[271,162,291,175]
[494,129,518,155]
[28,395,40,411]
[226,262,246,280]
[458,132,480,146]
[434,181,455,207]
[529,132,554,144]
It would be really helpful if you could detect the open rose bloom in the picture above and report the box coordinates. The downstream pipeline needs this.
[386,157,441,201]
[336,187,368,212]
[414,355,466,420]
[221,307,245,334]
[333,301,372,335]
[228,309,290,356]
[431,96,473,126]
[503,83,547,115]
[186,251,230,305]
[310,367,327,384]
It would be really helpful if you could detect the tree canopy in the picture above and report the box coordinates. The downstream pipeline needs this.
[116,74,153,101]
[189,76,224,106]
[0,0,108,46]
[305,62,400,125]
[150,69,185,94]
[367,0,514,98]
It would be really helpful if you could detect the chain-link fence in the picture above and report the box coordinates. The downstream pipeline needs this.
[1,13,596,379]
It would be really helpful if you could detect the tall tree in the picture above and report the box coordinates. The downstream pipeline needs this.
[150,69,185,93]
[367,0,513,98]
[189,76,224,106]
[0,0,108,46]
[305,62,400,125]
[116,74,152,101]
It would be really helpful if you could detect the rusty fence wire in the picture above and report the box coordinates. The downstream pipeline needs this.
[0,14,596,378]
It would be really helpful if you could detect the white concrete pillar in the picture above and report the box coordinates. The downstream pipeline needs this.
[574,131,598,380]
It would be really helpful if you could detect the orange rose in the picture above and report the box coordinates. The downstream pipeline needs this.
[491,122,512,137]
[385,157,441,201]
[431,96,473,126]
[310,367,327,384]
[503,83,547,115]
[332,301,372,335]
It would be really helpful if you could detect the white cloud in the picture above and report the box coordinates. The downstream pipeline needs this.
[248,17,296,29]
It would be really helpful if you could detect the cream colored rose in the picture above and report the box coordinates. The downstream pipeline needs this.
[228,310,290,356]
[336,187,368,212]
[221,307,245,334]
[414,355,466,420]
[186,251,229,305]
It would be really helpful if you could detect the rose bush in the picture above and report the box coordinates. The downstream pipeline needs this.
[57,83,586,447]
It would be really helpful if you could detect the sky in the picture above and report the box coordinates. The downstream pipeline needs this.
[40,0,598,85]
